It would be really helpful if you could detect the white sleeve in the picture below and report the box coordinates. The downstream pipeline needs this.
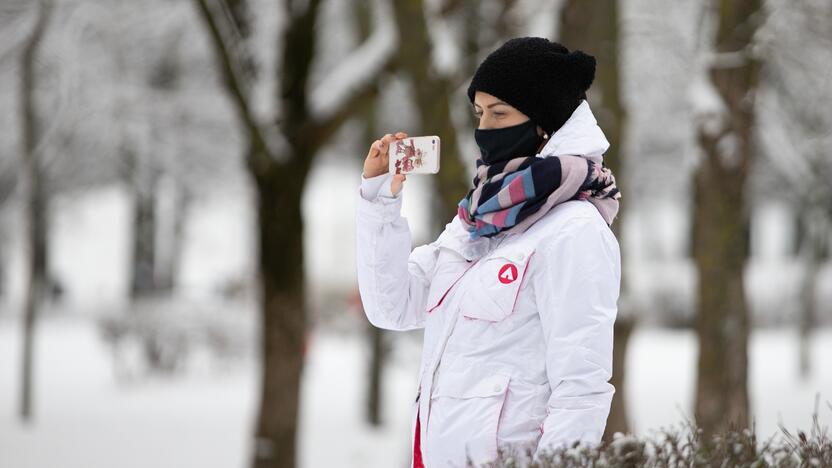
[531,215,621,459]
[359,171,393,201]
[355,174,437,331]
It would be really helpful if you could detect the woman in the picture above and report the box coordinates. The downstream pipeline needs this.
[355,37,621,467]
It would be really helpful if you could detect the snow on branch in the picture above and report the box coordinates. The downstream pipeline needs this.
[688,63,729,138]
[308,0,396,122]
[192,0,284,173]
[705,48,751,69]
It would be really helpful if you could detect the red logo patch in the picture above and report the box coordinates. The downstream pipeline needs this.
[498,263,519,284]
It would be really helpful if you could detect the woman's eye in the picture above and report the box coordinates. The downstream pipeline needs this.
[493,112,505,117]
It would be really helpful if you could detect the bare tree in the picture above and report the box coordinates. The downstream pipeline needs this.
[192,1,395,466]
[691,0,765,435]
[19,0,54,423]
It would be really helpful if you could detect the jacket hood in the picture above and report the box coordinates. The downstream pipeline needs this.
[536,99,609,164]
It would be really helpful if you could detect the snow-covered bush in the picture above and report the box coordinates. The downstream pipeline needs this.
[473,404,832,467]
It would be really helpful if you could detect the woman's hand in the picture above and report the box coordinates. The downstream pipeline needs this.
[363,131,408,196]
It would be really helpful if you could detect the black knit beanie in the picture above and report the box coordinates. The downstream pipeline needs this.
[467,37,596,136]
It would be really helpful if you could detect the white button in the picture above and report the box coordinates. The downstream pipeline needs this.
[517,253,525,260]
[493,384,502,392]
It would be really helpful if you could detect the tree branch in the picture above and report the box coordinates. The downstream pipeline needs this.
[306,58,396,153]
[304,0,397,151]
[192,0,274,177]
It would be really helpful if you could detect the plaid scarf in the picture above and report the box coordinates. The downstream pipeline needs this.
[457,155,620,239]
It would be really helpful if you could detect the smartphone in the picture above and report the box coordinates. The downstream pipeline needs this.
[388,136,441,174]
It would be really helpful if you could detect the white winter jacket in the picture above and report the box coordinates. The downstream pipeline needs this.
[355,100,621,467]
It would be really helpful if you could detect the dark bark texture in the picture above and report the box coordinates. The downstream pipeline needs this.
[19,0,53,423]
[693,0,763,436]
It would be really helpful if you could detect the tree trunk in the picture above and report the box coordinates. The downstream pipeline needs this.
[118,136,162,301]
[157,182,191,294]
[19,0,53,423]
[0,160,16,301]
[797,207,827,379]
[130,177,159,299]
[252,163,309,468]
[366,323,386,426]
[798,250,819,379]
[693,0,763,435]
[559,0,633,438]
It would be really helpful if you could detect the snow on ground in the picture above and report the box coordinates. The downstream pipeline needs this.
[0,316,419,468]
[625,326,832,437]
[0,316,829,468]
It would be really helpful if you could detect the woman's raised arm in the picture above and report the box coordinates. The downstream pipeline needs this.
[355,132,436,331]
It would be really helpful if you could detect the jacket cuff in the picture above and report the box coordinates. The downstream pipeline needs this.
[359,172,393,201]
[356,181,403,224]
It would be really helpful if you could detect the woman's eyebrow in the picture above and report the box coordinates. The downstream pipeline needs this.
[473,101,509,109]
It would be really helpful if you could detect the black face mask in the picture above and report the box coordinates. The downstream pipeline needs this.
[474,119,545,165]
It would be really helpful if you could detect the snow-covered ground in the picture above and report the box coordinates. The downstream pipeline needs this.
[0,316,829,468]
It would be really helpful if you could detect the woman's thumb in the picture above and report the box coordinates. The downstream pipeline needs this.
[391,174,406,195]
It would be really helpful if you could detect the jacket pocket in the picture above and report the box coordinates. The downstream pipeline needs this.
[426,369,511,466]
[462,245,535,322]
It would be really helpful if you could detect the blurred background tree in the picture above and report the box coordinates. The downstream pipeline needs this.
[691,0,764,435]
[18,0,53,423]
[192,0,395,466]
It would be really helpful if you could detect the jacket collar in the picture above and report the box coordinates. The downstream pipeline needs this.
[439,100,610,260]
[536,99,610,164]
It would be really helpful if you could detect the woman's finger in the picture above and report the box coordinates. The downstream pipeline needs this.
[391,173,406,195]
[381,133,396,149]
[368,139,381,158]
